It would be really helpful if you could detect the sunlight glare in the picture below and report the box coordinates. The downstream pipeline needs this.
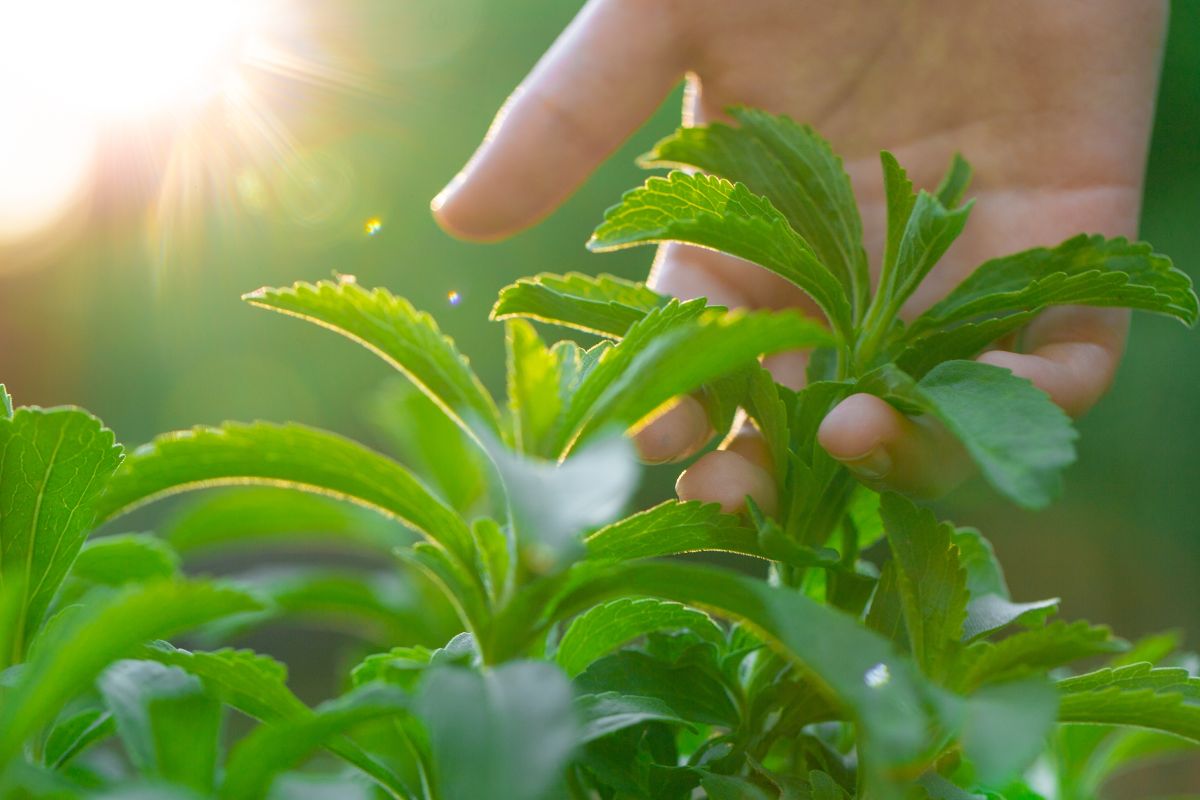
[0,0,267,240]
[3,0,263,120]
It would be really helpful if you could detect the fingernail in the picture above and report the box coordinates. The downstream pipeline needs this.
[841,446,892,480]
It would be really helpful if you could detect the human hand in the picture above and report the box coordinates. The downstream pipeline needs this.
[432,0,1167,512]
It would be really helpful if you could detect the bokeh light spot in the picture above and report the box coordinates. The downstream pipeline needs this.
[365,217,383,236]
[448,290,462,306]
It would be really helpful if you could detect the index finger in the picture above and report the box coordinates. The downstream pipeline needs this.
[431,0,688,241]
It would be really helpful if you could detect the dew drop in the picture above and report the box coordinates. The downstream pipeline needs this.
[864,662,890,688]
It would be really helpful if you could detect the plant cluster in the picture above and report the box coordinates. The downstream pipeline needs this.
[0,110,1198,799]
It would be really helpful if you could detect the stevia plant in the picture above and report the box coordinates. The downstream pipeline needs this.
[0,110,1198,799]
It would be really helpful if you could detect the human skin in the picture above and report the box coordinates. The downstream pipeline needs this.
[432,0,1168,513]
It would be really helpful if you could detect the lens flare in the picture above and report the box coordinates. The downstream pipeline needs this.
[448,290,462,306]
[0,0,381,256]
[365,217,383,236]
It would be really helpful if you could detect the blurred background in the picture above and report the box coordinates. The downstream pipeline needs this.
[1,0,1197,793]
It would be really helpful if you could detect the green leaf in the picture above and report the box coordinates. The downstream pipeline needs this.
[506,319,564,456]
[472,517,512,605]
[0,385,11,419]
[212,567,435,645]
[574,692,689,744]
[554,298,706,454]
[556,598,724,677]
[878,493,969,680]
[894,311,1038,379]
[642,108,870,312]
[99,659,222,791]
[0,407,124,656]
[492,272,668,337]
[545,561,946,774]
[575,646,738,728]
[875,189,972,322]
[573,307,832,449]
[909,235,1199,337]
[244,280,502,437]
[870,361,1078,509]
[779,382,857,549]
[220,683,411,800]
[96,421,475,568]
[162,488,408,557]
[369,379,489,513]
[1113,630,1182,667]
[955,621,1124,692]
[878,153,917,300]
[952,528,1010,600]
[960,679,1059,786]
[417,661,579,800]
[0,760,88,797]
[699,773,773,800]
[588,171,853,337]
[865,561,909,651]
[71,534,180,586]
[485,432,638,567]
[1057,663,1200,742]
[143,642,307,723]
[743,364,791,481]
[351,645,435,692]
[962,594,1060,641]
[397,542,490,634]
[934,153,974,209]
[43,707,114,768]
[0,579,257,761]
[806,770,852,800]
[917,772,984,800]
[144,641,417,798]
[584,501,764,562]
[836,486,886,555]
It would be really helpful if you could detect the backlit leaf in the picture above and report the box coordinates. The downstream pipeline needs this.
[492,272,667,337]
[244,280,502,437]
[1057,663,1200,742]
[556,598,724,677]
[0,407,123,655]
[589,172,853,336]
[909,235,1199,337]
[642,108,869,312]
[96,421,475,568]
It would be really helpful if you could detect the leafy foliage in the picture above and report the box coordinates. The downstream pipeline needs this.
[0,108,1195,799]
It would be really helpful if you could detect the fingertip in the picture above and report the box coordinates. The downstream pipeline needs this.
[676,450,777,516]
[430,141,526,242]
[817,393,902,463]
[977,345,1114,418]
[976,349,1031,376]
[634,396,712,463]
